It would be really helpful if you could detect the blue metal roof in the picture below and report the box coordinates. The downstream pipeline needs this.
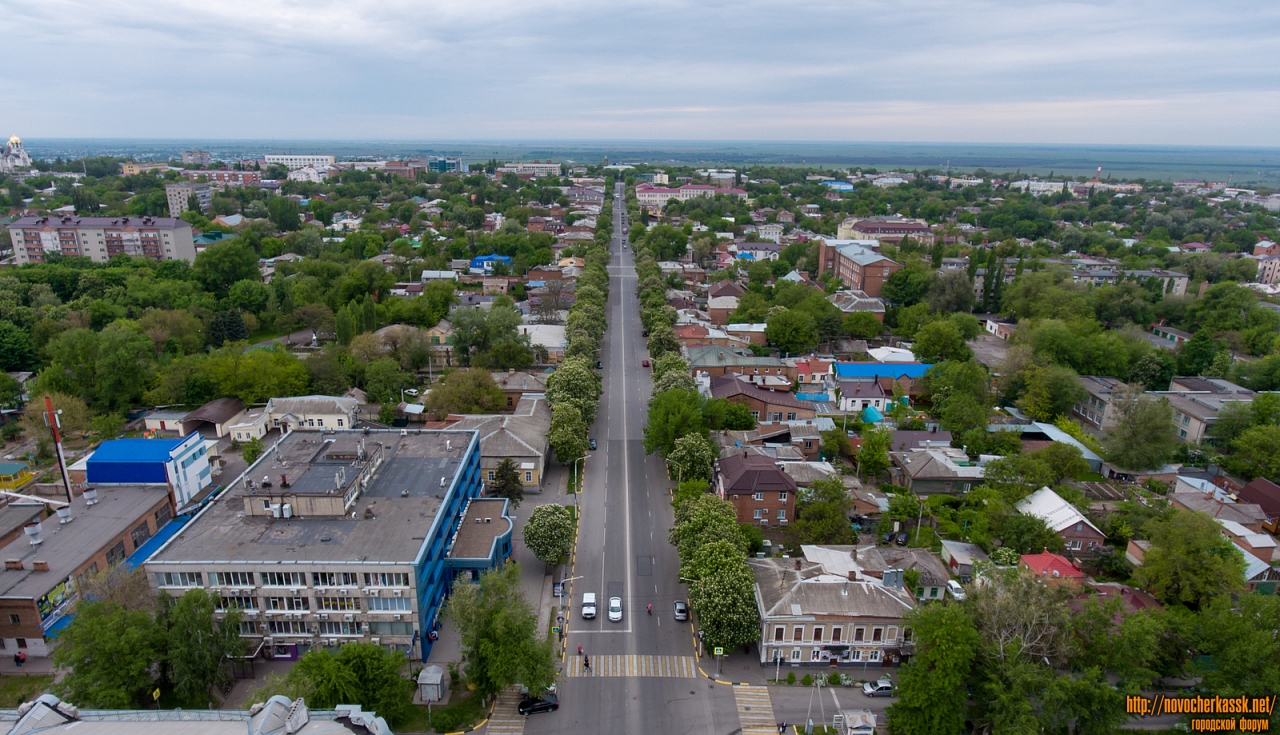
[834,363,932,379]
[861,405,885,423]
[470,254,512,268]
[89,436,188,463]
[125,516,191,570]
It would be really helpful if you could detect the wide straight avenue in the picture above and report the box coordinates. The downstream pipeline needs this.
[524,184,741,734]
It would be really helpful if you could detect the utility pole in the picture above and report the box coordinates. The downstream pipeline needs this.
[42,396,73,505]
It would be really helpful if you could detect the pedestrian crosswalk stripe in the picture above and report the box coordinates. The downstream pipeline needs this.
[565,654,698,678]
[486,686,526,734]
[733,685,778,735]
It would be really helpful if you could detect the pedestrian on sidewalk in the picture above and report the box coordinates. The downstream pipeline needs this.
[17,651,24,667]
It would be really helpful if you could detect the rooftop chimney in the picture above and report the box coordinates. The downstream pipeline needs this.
[32,561,49,572]
[4,560,21,570]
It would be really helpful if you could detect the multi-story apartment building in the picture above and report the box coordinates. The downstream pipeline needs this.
[428,156,468,173]
[146,429,500,662]
[264,154,337,171]
[1073,376,1128,431]
[119,161,170,176]
[180,169,261,186]
[181,149,212,166]
[815,239,902,298]
[6,215,197,264]
[1155,377,1256,444]
[165,182,211,217]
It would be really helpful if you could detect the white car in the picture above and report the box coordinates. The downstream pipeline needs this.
[404,388,420,396]
[607,597,623,622]
[946,579,967,601]
[581,592,597,619]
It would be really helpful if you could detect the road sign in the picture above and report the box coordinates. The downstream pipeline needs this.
[552,626,560,634]
[714,647,724,656]
[152,689,160,701]
[553,583,563,597]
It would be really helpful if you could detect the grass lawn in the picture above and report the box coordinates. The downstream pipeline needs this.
[0,675,54,708]
[398,688,488,734]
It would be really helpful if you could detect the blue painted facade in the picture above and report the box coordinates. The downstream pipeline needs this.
[412,431,484,661]
[445,498,515,582]
[470,254,512,272]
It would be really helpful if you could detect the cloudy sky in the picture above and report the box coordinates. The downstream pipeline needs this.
[3,0,1279,144]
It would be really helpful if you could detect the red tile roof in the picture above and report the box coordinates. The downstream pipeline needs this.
[1021,551,1085,579]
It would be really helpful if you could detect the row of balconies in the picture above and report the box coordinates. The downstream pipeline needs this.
[213,586,408,597]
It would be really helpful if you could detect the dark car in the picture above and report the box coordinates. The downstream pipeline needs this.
[589,438,598,450]
[596,360,603,369]
[894,531,909,546]
[642,359,650,367]
[881,531,895,545]
[674,600,689,621]
[518,692,559,715]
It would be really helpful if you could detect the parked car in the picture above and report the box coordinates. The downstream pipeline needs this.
[596,360,603,369]
[642,359,650,367]
[581,592,597,619]
[673,600,689,621]
[894,531,909,546]
[608,596,623,622]
[946,579,967,601]
[880,531,895,545]
[403,388,420,396]
[518,692,559,715]
[589,438,598,450]
[862,678,896,697]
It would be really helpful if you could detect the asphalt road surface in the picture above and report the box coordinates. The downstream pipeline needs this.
[525,183,743,735]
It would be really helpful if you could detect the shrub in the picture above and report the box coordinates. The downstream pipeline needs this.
[801,674,813,686]
[786,671,796,685]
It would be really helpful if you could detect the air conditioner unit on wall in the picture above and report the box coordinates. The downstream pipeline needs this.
[290,588,300,596]
[344,614,354,622]
[392,589,403,598]
[393,614,402,621]
[315,588,326,595]
[339,589,349,596]
[318,613,329,620]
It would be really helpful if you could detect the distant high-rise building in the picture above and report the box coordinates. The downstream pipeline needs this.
[427,156,468,174]
[264,154,336,171]
[181,149,212,166]
[165,182,212,217]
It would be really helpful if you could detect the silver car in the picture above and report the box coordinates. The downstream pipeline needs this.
[862,678,896,697]
[608,597,623,622]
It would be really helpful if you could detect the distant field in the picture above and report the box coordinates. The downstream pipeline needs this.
[22,138,1280,185]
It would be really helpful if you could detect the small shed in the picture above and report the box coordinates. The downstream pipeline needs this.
[418,665,447,702]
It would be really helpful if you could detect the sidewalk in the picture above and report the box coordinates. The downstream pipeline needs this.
[704,644,898,688]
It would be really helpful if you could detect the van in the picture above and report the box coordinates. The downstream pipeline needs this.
[581,592,597,619]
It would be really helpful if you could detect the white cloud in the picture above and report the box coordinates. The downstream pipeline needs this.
[2,0,1279,143]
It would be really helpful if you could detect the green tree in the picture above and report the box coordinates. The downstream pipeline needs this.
[293,643,414,725]
[646,322,680,358]
[666,433,718,482]
[1128,350,1175,391]
[267,195,301,232]
[489,457,525,508]
[1071,598,1166,693]
[362,357,408,404]
[1196,594,1280,716]
[998,514,1064,554]
[912,320,971,362]
[790,476,852,545]
[524,504,575,566]
[689,560,759,652]
[208,310,249,347]
[53,600,159,708]
[844,311,884,340]
[856,426,893,479]
[228,279,271,314]
[1228,425,1280,481]
[0,321,35,371]
[1176,329,1218,376]
[90,412,126,440]
[765,309,819,354]
[192,240,260,297]
[423,369,505,419]
[1014,363,1086,422]
[670,493,745,570]
[548,401,589,463]
[887,604,980,735]
[242,436,265,465]
[644,388,707,456]
[1101,387,1177,471]
[651,353,690,381]
[164,589,243,708]
[1033,442,1089,484]
[1132,509,1246,609]
[545,356,602,418]
[445,563,556,696]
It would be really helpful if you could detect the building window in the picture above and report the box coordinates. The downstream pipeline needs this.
[1067,539,1083,550]
[868,649,881,662]
[779,492,787,503]
[367,597,412,611]
[266,597,309,611]
[488,471,496,481]
[218,596,258,611]
[777,508,786,521]
[8,615,18,625]
[872,627,883,642]
[525,471,533,483]
[317,419,324,427]
[317,597,360,611]
[804,440,812,448]
[750,411,760,419]
[157,572,203,587]
[307,419,315,427]
[364,572,410,587]
[854,627,865,641]
[106,540,127,567]
[791,648,801,661]
[130,522,152,548]
[787,412,797,421]
[792,626,803,642]
[1179,429,1187,439]
[813,626,824,643]
[774,626,785,642]
[753,492,764,501]
[261,572,305,587]
[15,639,26,649]
[887,626,898,643]
[930,587,939,598]
[754,509,763,520]
[831,627,842,642]
[811,648,822,661]
[337,419,344,427]
[210,571,255,587]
